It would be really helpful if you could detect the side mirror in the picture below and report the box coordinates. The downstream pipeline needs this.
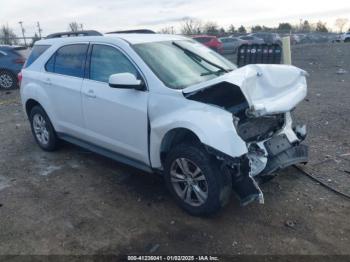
[108,73,144,90]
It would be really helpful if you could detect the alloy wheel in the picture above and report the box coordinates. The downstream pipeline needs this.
[33,114,50,145]
[0,72,13,89]
[170,158,208,206]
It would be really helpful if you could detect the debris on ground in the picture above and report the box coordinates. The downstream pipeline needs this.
[336,68,348,74]
[284,220,297,229]
[147,243,160,253]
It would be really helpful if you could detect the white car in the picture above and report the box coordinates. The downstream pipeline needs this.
[20,31,308,215]
[340,32,350,42]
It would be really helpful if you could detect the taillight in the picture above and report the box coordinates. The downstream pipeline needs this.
[18,71,23,87]
[14,57,26,65]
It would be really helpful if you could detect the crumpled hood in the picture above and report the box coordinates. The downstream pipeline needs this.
[183,64,308,116]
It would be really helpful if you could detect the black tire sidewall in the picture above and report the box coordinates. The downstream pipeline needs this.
[29,106,58,151]
[0,70,17,90]
[164,143,232,216]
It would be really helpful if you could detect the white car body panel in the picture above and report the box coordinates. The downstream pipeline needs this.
[340,32,350,41]
[148,92,248,169]
[82,79,150,164]
[183,64,307,116]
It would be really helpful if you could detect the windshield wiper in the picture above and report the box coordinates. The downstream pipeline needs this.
[172,41,229,74]
[200,68,233,76]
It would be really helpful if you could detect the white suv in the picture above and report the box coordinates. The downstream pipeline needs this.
[20,31,308,215]
[340,32,350,42]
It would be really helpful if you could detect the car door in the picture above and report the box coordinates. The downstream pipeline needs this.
[44,43,88,136]
[81,44,149,165]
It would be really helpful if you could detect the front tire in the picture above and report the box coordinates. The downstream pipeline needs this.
[0,70,17,89]
[164,143,232,216]
[29,105,59,151]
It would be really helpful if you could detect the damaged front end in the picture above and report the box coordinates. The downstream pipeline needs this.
[185,64,309,206]
[237,112,308,205]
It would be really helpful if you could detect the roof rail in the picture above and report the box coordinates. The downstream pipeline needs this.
[46,30,103,39]
[106,29,156,34]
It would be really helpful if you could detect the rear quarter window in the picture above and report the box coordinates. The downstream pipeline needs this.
[45,44,88,78]
[25,45,51,68]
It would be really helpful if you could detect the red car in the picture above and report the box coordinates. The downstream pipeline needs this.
[192,35,223,53]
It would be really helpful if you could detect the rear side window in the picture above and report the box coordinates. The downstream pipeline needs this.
[25,45,50,67]
[45,44,88,78]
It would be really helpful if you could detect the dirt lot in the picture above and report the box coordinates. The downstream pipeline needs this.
[0,43,349,256]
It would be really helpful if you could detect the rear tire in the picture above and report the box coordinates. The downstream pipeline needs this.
[0,70,17,90]
[29,105,59,151]
[345,38,350,43]
[164,143,232,216]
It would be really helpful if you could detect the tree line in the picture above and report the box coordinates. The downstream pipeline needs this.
[161,18,350,36]
[1,18,349,46]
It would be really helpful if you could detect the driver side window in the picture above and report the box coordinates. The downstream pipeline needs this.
[89,44,138,83]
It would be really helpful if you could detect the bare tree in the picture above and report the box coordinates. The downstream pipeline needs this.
[237,25,246,34]
[228,24,235,34]
[203,21,219,35]
[30,33,40,47]
[315,21,328,32]
[158,26,175,34]
[335,18,349,33]
[301,20,312,32]
[180,18,202,35]
[0,24,19,45]
[68,22,80,32]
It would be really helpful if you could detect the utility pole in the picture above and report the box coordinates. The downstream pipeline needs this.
[37,22,42,39]
[18,21,27,47]
[80,23,84,31]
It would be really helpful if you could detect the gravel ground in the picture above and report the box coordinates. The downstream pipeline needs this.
[0,43,349,256]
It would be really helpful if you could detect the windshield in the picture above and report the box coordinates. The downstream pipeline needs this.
[133,40,236,89]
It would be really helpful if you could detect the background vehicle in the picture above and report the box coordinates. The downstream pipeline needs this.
[238,35,264,45]
[20,32,308,216]
[0,45,28,89]
[250,32,282,45]
[340,32,350,42]
[289,34,301,45]
[219,37,247,54]
[192,35,223,53]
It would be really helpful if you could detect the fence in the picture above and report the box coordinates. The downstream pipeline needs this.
[236,44,282,67]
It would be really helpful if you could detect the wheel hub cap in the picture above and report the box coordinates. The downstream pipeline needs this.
[170,158,208,207]
[0,73,13,89]
[33,114,49,145]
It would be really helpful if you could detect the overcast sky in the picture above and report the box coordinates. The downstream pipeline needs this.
[1,0,350,36]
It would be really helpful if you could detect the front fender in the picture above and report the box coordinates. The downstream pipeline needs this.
[148,93,248,169]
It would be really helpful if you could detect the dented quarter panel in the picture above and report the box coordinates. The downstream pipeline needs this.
[148,92,248,169]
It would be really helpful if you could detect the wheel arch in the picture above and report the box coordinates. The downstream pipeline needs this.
[159,128,201,166]
[25,98,41,117]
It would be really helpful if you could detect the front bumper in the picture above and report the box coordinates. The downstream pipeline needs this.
[262,144,308,175]
[233,113,308,206]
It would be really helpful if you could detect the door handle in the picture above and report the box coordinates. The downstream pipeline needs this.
[43,78,52,86]
[86,89,96,98]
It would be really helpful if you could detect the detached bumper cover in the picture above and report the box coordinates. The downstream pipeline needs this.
[262,144,308,175]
